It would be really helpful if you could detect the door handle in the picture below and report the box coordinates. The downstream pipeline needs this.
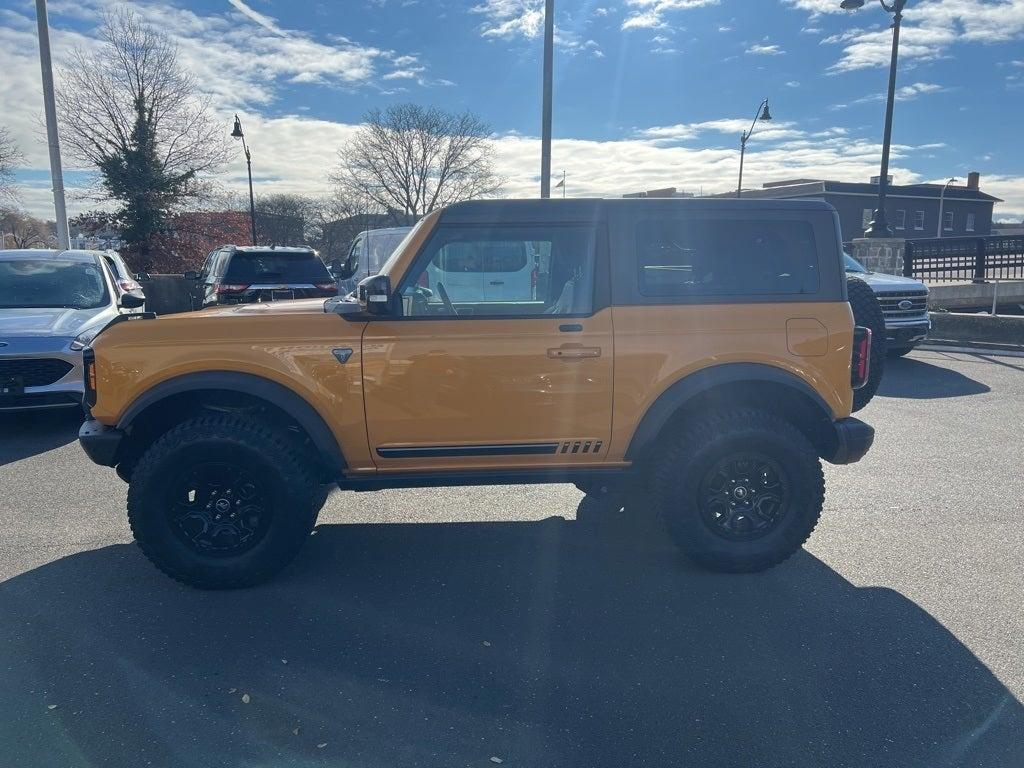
[548,344,601,360]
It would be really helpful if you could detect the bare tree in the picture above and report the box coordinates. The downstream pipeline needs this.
[334,104,502,218]
[0,208,56,249]
[55,9,228,266]
[0,127,23,203]
[255,194,317,247]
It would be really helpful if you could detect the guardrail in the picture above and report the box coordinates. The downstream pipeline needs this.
[904,235,1024,283]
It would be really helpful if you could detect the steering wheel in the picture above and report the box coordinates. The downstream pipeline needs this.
[436,281,457,316]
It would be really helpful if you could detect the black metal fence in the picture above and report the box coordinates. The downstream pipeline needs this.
[904,235,1024,282]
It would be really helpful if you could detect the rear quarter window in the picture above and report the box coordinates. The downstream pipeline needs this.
[636,219,819,297]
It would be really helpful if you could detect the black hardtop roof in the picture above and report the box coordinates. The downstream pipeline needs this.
[437,197,836,223]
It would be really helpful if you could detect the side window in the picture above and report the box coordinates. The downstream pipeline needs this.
[861,209,872,230]
[895,210,906,230]
[966,213,976,232]
[212,250,230,280]
[200,251,217,280]
[943,210,954,231]
[400,225,595,317]
[636,218,819,297]
[914,211,925,231]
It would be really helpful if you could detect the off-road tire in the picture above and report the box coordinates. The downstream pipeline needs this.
[652,409,824,573]
[127,415,318,589]
[847,275,886,412]
[887,345,915,358]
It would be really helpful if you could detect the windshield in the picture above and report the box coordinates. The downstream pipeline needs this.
[223,251,331,284]
[0,257,110,309]
[844,253,868,273]
[378,217,430,277]
[366,230,412,273]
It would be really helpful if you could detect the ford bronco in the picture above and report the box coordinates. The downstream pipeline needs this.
[79,199,875,589]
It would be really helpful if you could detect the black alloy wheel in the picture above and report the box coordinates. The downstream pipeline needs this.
[697,453,789,541]
[169,462,272,556]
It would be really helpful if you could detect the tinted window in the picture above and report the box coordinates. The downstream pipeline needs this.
[223,251,331,284]
[401,225,594,316]
[636,219,819,297]
[366,231,410,273]
[0,258,110,309]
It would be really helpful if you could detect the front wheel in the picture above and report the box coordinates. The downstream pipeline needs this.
[651,409,824,573]
[127,415,319,589]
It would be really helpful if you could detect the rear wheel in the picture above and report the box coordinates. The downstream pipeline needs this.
[847,275,886,412]
[127,415,318,589]
[652,409,824,573]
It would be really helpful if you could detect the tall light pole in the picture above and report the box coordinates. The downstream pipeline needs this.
[936,177,957,238]
[736,98,773,198]
[231,115,257,246]
[35,0,69,249]
[540,0,554,198]
[841,0,907,238]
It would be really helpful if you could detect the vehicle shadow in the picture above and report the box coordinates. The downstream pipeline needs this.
[0,410,82,467]
[877,356,991,399]
[0,506,1021,768]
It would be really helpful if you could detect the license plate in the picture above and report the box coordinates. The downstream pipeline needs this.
[271,290,295,301]
[0,375,25,396]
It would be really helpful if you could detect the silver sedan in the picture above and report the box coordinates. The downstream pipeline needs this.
[0,249,144,412]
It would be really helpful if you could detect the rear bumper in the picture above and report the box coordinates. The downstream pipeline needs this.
[824,417,874,465]
[79,419,123,467]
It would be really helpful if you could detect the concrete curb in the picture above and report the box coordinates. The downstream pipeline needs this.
[917,344,1024,359]
[927,312,1024,347]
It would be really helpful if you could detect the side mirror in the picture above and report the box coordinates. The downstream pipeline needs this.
[119,292,146,310]
[184,270,199,281]
[357,274,392,316]
[330,256,358,281]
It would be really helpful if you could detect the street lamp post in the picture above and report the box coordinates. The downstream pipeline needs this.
[540,0,554,198]
[736,99,773,198]
[231,115,258,246]
[936,177,957,238]
[840,0,908,238]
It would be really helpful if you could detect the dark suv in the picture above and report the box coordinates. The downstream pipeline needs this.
[188,245,337,309]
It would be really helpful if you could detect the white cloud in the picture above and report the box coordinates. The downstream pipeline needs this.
[621,0,719,31]
[811,0,1024,72]
[746,43,785,55]
[226,0,287,37]
[834,81,947,108]
[785,80,801,87]
[472,0,545,39]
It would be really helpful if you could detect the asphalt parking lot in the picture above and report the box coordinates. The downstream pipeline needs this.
[1,349,1022,768]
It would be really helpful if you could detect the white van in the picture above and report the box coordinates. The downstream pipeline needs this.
[425,238,537,303]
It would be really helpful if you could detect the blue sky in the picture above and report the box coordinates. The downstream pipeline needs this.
[2,0,1023,219]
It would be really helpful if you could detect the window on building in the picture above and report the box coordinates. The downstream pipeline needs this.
[966,213,976,232]
[914,211,925,231]
[895,210,906,230]
[862,209,872,230]
[636,218,819,297]
[943,210,954,231]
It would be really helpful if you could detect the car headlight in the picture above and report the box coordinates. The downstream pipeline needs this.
[70,325,102,351]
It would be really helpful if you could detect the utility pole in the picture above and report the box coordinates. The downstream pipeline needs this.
[35,0,69,249]
[540,0,554,198]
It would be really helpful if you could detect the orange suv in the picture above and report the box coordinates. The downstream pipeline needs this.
[79,199,874,588]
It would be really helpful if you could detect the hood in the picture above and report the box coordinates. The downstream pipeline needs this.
[194,298,329,318]
[847,270,928,293]
[0,306,115,338]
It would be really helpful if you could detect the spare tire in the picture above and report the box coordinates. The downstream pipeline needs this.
[847,275,886,412]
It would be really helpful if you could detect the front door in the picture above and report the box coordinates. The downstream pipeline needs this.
[362,222,612,472]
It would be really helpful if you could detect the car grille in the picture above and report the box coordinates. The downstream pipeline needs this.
[877,291,928,320]
[0,358,74,387]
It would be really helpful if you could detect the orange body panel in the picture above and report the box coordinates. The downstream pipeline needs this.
[361,309,616,472]
[89,303,376,471]
[606,303,854,461]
